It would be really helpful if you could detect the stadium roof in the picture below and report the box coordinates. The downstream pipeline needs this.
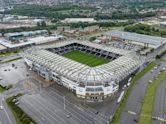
[104,31,166,48]
[22,41,144,85]
[43,40,130,55]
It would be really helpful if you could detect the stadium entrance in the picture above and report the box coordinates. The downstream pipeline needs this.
[86,95,103,102]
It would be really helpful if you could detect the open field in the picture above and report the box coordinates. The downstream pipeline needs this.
[63,50,109,67]
[138,70,166,124]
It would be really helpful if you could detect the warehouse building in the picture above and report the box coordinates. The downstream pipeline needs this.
[62,18,96,23]
[104,31,166,49]
[0,35,64,49]
[5,30,48,41]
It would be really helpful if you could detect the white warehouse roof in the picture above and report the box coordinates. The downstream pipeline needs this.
[104,31,166,48]
[62,18,96,23]
[0,36,63,48]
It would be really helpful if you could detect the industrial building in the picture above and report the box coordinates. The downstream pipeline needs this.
[22,41,144,102]
[104,31,166,49]
[5,30,48,41]
[61,18,96,23]
[0,35,64,49]
[160,21,166,28]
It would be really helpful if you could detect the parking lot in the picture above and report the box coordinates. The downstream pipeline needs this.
[0,59,120,124]
[18,84,114,124]
[0,59,31,86]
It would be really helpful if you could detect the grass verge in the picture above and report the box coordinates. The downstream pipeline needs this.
[6,94,36,124]
[0,84,13,93]
[0,50,20,57]
[111,62,156,124]
[0,85,6,92]
[138,70,166,124]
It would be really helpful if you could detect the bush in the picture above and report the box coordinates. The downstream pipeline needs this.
[89,36,96,41]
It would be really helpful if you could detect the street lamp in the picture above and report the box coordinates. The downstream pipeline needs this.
[63,96,66,110]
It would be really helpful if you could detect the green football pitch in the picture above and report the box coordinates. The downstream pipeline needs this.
[63,50,109,67]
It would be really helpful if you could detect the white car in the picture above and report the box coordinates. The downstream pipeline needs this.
[149,80,153,84]
[0,105,4,110]
[122,85,127,89]
[154,66,157,70]
[66,113,71,118]
[15,102,19,105]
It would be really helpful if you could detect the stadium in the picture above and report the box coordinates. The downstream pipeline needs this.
[22,41,144,102]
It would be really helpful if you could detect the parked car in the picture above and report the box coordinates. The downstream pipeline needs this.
[0,105,4,110]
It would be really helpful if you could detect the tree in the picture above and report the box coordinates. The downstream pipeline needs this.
[1,29,5,36]
[37,22,41,27]
[89,36,96,41]
[41,21,47,27]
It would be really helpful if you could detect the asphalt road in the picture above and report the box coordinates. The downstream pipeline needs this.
[152,79,166,124]
[118,63,165,124]
[0,54,21,64]
[0,94,15,124]
[19,88,110,124]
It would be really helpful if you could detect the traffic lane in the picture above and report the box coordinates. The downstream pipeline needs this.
[86,91,120,117]
[19,94,96,124]
[42,89,102,124]
[0,55,21,63]
[20,94,69,124]
[0,95,13,124]
[152,79,166,124]
[119,72,152,124]
[46,82,111,122]
[0,109,11,124]
[119,64,164,124]
[46,86,109,123]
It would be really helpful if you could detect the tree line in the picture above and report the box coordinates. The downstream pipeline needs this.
[124,24,166,37]
[0,20,135,34]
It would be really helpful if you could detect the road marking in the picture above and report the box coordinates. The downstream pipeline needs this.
[128,111,137,115]
[1,98,12,124]
[152,116,166,122]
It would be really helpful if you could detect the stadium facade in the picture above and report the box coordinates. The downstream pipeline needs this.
[22,41,144,101]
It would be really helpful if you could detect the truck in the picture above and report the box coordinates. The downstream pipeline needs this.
[127,77,132,87]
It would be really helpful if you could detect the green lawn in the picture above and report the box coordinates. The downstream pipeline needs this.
[0,84,12,93]
[63,50,109,67]
[111,62,156,124]
[138,70,166,124]
[0,50,20,57]
[0,86,6,92]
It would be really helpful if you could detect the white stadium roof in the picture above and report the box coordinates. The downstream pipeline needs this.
[22,41,144,85]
